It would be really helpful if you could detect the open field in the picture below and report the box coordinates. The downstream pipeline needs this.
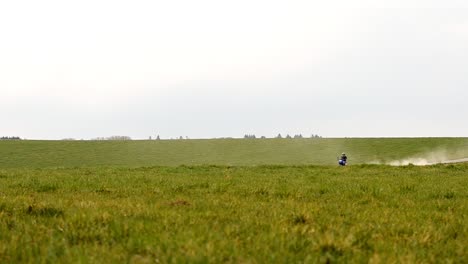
[0,164,467,263]
[1,138,467,262]
[1,138,467,168]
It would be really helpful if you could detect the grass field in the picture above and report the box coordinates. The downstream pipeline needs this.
[1,138,467,262]
[0,164,467,263]
[1,138,467,168]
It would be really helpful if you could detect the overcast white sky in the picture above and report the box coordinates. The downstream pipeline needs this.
[1,0,467,139]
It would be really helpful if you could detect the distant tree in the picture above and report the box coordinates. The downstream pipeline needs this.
[0,136,21,140]
[286,134,292,139]
[260,136,266,139]
[149,136,152,140]
[156,135,160,140]
[106,136,132,140]
[179,136,183,140]
[293,134,303,139]
[276,134,282,139]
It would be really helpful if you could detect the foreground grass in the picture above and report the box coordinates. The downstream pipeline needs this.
[0,164,467,263]
[1,138,467,168]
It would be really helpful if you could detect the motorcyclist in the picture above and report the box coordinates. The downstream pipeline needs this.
[339,153,347,166]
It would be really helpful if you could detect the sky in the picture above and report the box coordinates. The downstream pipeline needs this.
[1,0,467,139]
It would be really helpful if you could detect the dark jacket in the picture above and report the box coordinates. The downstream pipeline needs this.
[341,155,347,161]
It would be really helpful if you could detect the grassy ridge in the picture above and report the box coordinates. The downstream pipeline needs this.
[1,138,468,168]
[0,164,467,263]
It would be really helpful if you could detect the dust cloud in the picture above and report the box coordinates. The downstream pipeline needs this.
[369,149,468,166]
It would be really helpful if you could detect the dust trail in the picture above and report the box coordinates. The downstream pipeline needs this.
[435,157,468,164]
[369,149,468,166]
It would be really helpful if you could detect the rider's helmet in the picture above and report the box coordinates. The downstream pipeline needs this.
[342,152,346,155]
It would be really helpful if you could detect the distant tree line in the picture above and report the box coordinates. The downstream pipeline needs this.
[81,134,323,141]
[92,136,132,141]
[0,136,21,140]
[148,135,190,140]
[242,134,322,139]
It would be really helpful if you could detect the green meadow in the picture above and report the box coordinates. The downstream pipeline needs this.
[1,137,467,168]
[0,138,467,263]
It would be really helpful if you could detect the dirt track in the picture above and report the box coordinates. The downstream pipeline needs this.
[435,158,468,164]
